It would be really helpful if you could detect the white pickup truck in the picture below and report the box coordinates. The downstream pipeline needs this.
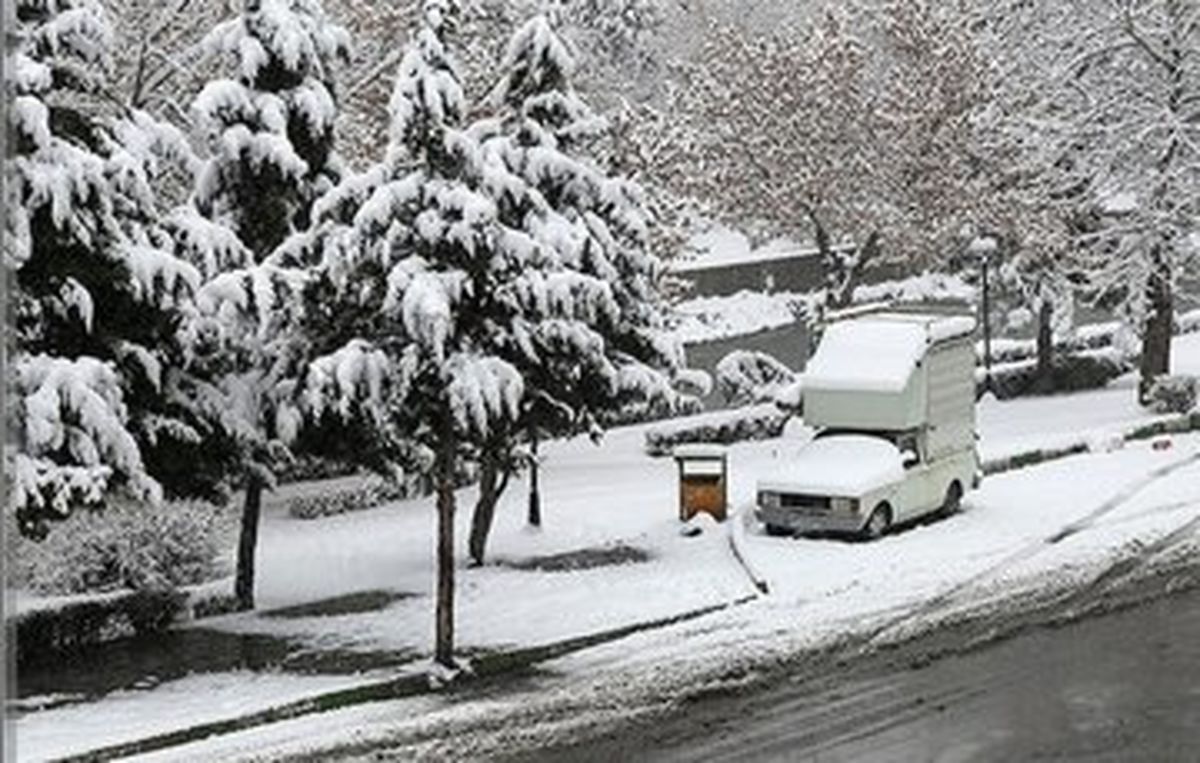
[756,308,980,540]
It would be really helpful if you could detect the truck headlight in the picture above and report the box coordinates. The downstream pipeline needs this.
[758,491,780,508]
[831,497,860,514]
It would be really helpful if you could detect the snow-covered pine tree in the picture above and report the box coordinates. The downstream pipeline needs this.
[5,0,225,537]
[301,0,527,669]
[183,0,351,610]
[462,10,697,562]
[193,0,350,262]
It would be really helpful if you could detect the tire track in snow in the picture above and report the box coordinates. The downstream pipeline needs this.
[1057,508,1200,619]
[859,449,1200,647]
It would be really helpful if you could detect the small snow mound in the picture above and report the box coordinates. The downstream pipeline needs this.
[681,512,720,537]
[1086,432,1124,454]
[427,657,473,689]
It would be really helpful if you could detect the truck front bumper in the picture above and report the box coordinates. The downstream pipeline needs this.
[755,505,865,535]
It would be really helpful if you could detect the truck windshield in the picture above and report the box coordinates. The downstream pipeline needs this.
[814,428,898,445]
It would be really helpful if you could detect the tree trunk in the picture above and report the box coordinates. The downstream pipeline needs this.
[527,429,541,528]
[234,476,264,611]
[468,451,500,567]
[1035,297,1054,394]
[434,436,457,669]
[1138,258,1173,405]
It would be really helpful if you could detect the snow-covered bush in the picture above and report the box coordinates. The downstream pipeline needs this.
[1147,375,1198,415]
[982,352,1129,400]
[644,409,790,457]
[715,350,798,406]
[15,589,189,664]
[8,499,230,595]
[286,465,478,520]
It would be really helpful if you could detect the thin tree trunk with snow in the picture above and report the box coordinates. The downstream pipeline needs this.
[1138,256,1174,405]
[527,428,541,528]
[435,435,457,668]
[235,475,264,611]
[468,450,512,567]
[1035,297,1054,393]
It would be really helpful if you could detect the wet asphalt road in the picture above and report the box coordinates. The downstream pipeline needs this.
[646,589,1200,763]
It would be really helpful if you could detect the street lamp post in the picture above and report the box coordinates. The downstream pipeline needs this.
[981,253,993,393]
[970,236,999,395]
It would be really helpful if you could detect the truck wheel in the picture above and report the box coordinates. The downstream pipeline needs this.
[765,524,792,537]
[860,505,891,541]
[940,481,963,517]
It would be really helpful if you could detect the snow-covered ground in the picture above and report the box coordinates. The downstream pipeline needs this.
[669,272,975,345]
[12,332,1200,762]
[671,225,805,272]
[106,436,1200,763]
[669,289,809,345]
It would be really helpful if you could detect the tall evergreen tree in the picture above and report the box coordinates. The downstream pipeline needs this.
[185,0,350,609]
[193,0,349,261]
[463,11,695,564]
[300,1,696,664]
[302,0,527,668]
[5,0,218,537]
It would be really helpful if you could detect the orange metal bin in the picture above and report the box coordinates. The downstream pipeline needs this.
[673,444,728,522]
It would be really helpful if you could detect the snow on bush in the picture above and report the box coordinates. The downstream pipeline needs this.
[644,408,791,457]
[980,351,1130,400]
[715,350,798,406]
[7,498,229,596]
[1147,375,1198,415]
[8,356,161,536]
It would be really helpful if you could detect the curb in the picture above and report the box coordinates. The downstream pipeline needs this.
[981,410,1200,477]
[56,596,757,762]
[728,507,770,595]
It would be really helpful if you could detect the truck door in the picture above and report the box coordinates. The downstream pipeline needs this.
[895,430,935,520]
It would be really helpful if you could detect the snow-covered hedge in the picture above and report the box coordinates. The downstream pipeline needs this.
[980,351,1130,400]
[15,589,189,666]
[1147,375,1198,415]
[12,578,239,667]
[644,408,790,457]
[285,466,477,520]
[980,322,1125,365]
[7,499,231,596]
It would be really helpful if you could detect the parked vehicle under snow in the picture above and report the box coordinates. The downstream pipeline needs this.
[757,306,981,539]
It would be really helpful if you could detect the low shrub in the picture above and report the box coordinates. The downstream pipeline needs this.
[15,589,189,667]
[286,466,479,520]
[1147,375,1198,414]
[645,409,790,457]
[8,499,231,596]
[981,352,1130,400]
[715,350,797,406]
[275,454,360,484]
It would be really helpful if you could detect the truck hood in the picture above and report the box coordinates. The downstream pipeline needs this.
[757,434,904,497]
